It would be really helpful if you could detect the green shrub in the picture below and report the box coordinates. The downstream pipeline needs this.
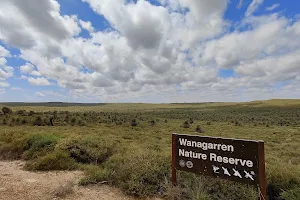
[16,110,26,115]
[33,116,43,126]
[2,107,12,115]
[131,119,138,126]
[281,187,300,200]
[21,119,27,125]
[64,137,115,165]
[196,125,204,133]
[182,121,190,128]
[99,151,170,197]
[22,133,60,160]
[26,150,77,171]
[0,133,60,160]
[71,117,76,125]
[79,165,113,185]
[16,118,20,123]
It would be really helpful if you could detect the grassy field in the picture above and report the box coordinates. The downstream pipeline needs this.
[0,100,300,199]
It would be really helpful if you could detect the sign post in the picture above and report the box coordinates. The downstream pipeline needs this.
[172,134,177,185]
[172,133,267,200]
[258,141,267,200]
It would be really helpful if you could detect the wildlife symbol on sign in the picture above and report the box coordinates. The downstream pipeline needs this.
[186,161,193,169]
[179,160,185,168]
[212,165,220,174]
[222,167,231,176]
[244,170,254,181]
[233,169,242,178]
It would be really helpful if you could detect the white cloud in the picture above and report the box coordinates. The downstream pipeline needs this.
[245,0,264,17]
[0,45,10,57]
[0,0,300,102]
[43,90,63,97]
[0,58,14,80]
[0,0,80,50]
[201,16,300,69]
[11,87,24,91]
[237,0,243,9]
[0,82,10,87]
[235,50,300,83]
[79,20,95,33]
[20,63,35,73]
[0,88,5,94]
[28,77,51,86]
[266,4,280,11]
[36,92,45,97]
[30,70,41,76]
[20,75,27,80]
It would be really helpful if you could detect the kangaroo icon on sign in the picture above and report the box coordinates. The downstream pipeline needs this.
[212,165,220,174]
[233,169,242,178]
[222,167,231,176]
[244,170,254,181]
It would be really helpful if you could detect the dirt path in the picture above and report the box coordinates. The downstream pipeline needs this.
[0,160,157,200]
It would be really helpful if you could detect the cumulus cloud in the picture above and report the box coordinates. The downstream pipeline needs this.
[0,58,14,80]
[0,82,10,87]
[0,0,80,49]
[0,0,299,102]
[20,63,35,73]
[28,77,51,86]
[79,20,95,33]
[201,16,300,69]
[30,70,41,76]
[0,45,10,57]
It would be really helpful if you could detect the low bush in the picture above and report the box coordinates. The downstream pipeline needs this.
[0,133,60,160]
[98,151,170,197]
[196,125,204,133]
[25,150,77,170]
[281,187,300,200]
[2,107,12,115]
[22,133,60,160]
[64,137,115,165]
[181,121,190,128]
[131,119,138,126]
[33,116,43,126]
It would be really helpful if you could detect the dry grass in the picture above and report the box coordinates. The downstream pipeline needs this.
[52,181,74,199]
[0,101,300,199]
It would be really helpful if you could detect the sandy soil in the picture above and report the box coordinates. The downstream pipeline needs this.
[0,160,158,200]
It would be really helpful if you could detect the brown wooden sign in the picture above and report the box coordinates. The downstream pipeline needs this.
[172,133,266,199]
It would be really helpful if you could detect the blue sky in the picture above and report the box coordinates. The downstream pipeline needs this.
[0,0,300,103]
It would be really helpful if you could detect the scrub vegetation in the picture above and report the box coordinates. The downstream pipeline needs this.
[0,99,299,199]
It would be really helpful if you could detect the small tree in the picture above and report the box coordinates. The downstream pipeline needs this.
[2,107,12,115]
